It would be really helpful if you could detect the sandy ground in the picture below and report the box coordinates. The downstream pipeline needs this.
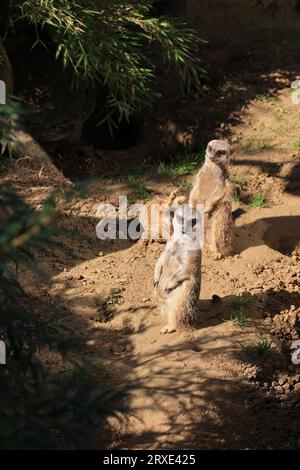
[4,82,300,449]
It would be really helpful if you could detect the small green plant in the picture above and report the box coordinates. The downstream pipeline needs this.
[127,176,151,203]
[293,140,300,151]
[256,94,276,104]
[249,194,267,208]
[106,291,122,307]
[245,336,272,358]
[158,151,205,178]
[231,310,248,327]
[231,296,254,327]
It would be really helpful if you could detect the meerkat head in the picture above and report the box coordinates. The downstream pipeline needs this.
[205,139,230,167]
[172,205,202,238]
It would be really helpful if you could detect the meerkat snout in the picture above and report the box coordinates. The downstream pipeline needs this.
[206,139,230,165]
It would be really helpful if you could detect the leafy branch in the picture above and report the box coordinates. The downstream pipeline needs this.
[0,0,206,130]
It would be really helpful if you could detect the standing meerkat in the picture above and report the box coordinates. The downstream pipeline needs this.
[153,205,202,334]
[189,139,233,259]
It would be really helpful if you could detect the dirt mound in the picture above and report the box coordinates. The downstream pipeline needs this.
[264,217,300,255]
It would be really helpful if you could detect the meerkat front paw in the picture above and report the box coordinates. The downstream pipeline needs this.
[211,251,223,260]
[160,325,176,334]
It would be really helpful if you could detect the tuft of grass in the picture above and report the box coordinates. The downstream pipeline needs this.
[243,137,273,154]
[106,292,122,307]
[268,119,299,136]
[105,149,205,182]
[127,176,152,203]
[249,194,267,208]
[231,296,254,327]
[256,94,276,104]
[244,336,272,358]
[158,151,205,178]
[231,310,248,327]
[293,140,300,151]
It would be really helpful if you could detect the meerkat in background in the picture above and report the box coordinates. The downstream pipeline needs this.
[189,139,233,259]
[154,205,202,334]
[139,187,187,244]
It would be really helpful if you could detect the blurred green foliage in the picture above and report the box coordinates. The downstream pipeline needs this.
[0,0,205,132]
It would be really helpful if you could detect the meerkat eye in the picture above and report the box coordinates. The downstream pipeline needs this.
[191,218,197,227]
[219,150,227,156]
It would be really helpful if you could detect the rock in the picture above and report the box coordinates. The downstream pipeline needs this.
[293,382,300,393]
[278,377,286,386]
[111,344,128,355]
[111,287,122,294]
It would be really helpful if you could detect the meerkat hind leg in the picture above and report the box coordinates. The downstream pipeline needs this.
[160,304,177,334]
[160,314,177,334]
[209,205,232,259]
